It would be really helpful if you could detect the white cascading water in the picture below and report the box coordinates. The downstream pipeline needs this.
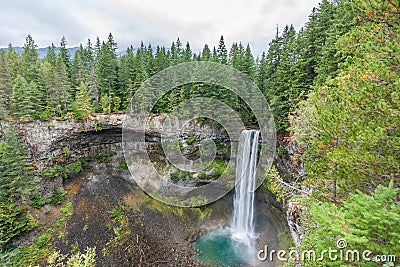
[231,129,260,260]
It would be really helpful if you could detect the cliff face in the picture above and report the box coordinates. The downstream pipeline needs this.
[0,114,228,194]
[1,114,124,167]
[3,114,229,164]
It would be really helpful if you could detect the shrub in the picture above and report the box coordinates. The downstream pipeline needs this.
[49,188,67,205]
[117,161,128,170]
[30,193,48,209]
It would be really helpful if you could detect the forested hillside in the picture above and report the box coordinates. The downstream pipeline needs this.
[0,0,398,266]
[0,0,355,129]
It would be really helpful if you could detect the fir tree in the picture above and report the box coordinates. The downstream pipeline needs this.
[71,82,93,119]
[217,35,228,64]
[20,35,39,83]
[0,124,36,202]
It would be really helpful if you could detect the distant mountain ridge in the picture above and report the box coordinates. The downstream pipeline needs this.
[0,46,80,59]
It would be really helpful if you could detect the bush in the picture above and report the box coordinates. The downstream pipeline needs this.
[170,170,188,183]
[42,165,64,179]
[117,161,128,170]
[30,193,48,209]
[0,202,33,246]
[299,182,400,267]
[88,151,117,163]
[63,159,83,179]
[49,188,67,205]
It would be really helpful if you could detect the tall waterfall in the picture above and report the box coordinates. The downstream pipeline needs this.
[231,129,259,256]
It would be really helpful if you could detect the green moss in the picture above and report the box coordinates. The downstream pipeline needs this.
[42,165,63,179]
[117,160,128,170]
[186,136,197,146]
[88,151,117,163]
[29,188,67,209]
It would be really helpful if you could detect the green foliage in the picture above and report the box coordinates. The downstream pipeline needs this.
[117,161,128,170]
[42,165,63,179]
[46,246,96,267]
[49,188,67,205]
[170,169,188,183]
[88,151,117,163]
[11,76,43,120]
[9,231,52,266]
[265,165,290,202]
[0,124,37,202]
[30,188,67,209]
[186,136,197,146]
[63,159,83,179]
[99,94,111,114]
[110,207,122,222]
[290,0,400,200]
[71,82,93,120]
[60,202,73,220]
[300,182,400,267]
[0,202,34,246]
[30,193,48,209]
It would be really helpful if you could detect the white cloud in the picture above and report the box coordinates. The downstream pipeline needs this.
[0,0,320,55]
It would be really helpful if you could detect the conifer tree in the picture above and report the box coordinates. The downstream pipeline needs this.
[0,124,36,202]
[0,51,11,118]
[44,43,57,66]
[20,35,39,83]
[12,75,42,119]
[59,36,71,80]
[71,82,93,119]
[5,43,21,82]
[217,35,228,64]
[200,44,211,61]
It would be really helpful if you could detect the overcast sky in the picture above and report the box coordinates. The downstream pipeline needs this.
[1,0,320,55]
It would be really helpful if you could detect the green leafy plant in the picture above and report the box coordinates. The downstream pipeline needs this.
[117,161,128,170]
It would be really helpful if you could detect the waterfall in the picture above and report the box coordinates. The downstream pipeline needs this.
[194,129,261,266]
[231,129,260,258]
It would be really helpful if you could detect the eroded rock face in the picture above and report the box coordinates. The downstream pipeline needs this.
[0,114,229,196]
[0,114,229,168]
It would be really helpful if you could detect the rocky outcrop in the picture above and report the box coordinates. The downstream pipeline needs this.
[0,114,229,169]
[287,200,305,246]
[0,114,230,195]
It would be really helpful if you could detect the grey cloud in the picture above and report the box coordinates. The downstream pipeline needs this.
[1,0,321,55]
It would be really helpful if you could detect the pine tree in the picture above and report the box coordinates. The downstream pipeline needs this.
[153,45,170,73]
[20,35,39,83]
[94,36,102,58]
[0,124,36,202]
[55,56,71,115]
[145,44,156,76]
[182,42,192,62]
[200,44,211,61]
[59,36,71,80]
[217,36,228,64]
[5,43,21,82]
[96,40,118,103]
[0,51,11,118]
[0,201,33,246]
[71,45,88,89]
[71,82,93,119]
[118,46,135,108]
[11,75,42,119]
[300,182,400,267]
[0,125,36,245]
[44,43,57,66]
